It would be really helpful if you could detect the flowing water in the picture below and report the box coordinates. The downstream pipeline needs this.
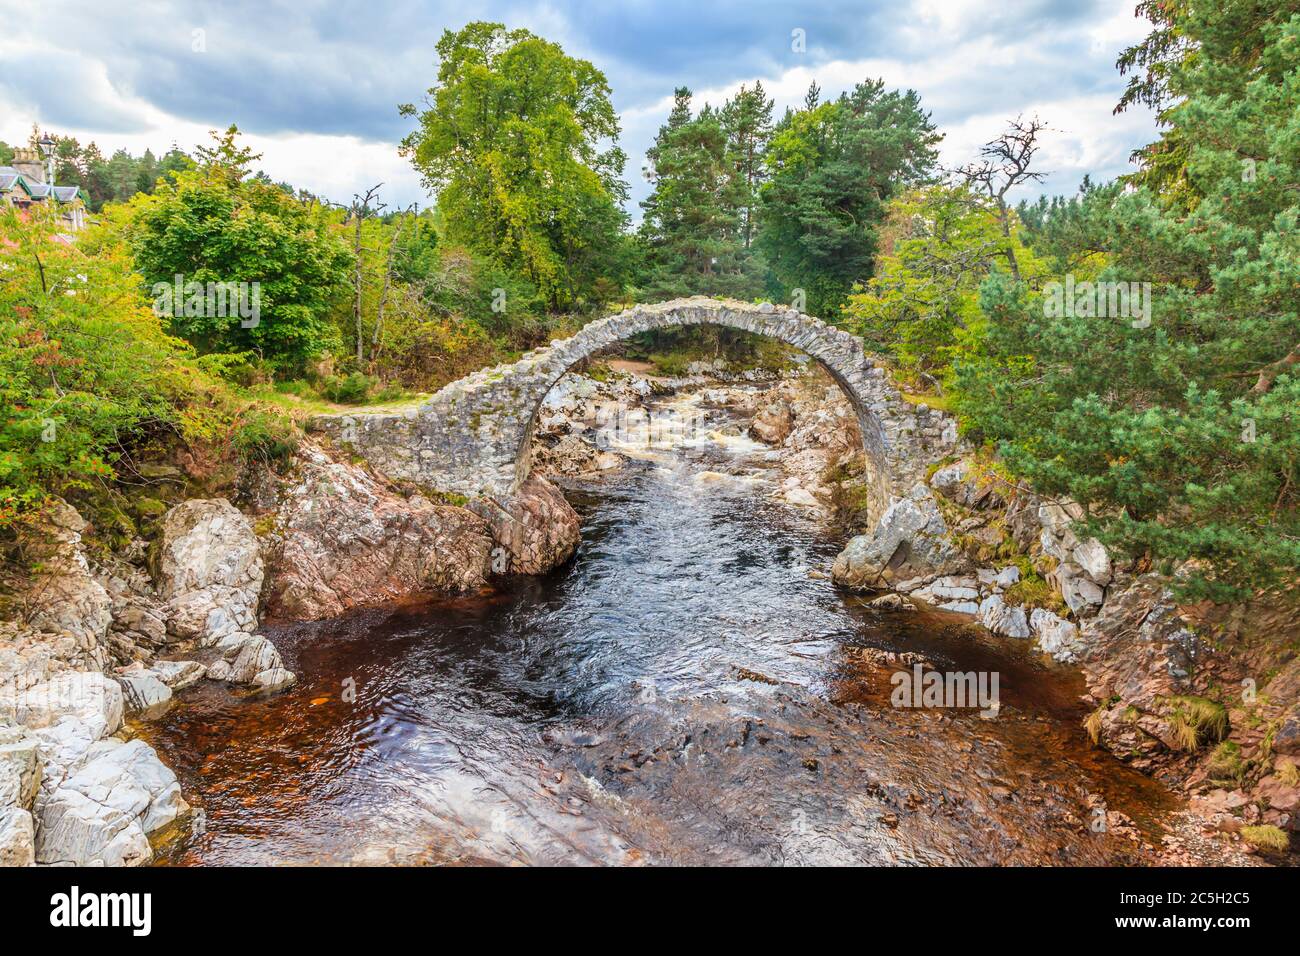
[142,388,1178,866]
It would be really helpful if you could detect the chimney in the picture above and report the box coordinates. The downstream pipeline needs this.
[11,147,46,183]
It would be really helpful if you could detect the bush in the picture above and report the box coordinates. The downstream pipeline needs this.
[0,206,200,528]
[231,406,299,468]
[648,352,690,376]
[318,372,375,404]
[1240,825,1289,854]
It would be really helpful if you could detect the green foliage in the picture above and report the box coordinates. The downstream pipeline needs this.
[1166,696,1229,751]
[1002,574,1066,614]
[952,1,1300,600]
[0,206,201,526]
[1240,825,1290,853]
[1206,740,1247,785]
[231,406,299,468]
[1,131,192,212]
[401,21,630,310]
[845,183,1040,381]
[757,80,941,319]
[103,126,352,369]
[636,86,769,300]
[318,372,375,404]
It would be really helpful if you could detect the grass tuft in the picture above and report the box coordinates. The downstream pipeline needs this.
[1240,825,1290,853]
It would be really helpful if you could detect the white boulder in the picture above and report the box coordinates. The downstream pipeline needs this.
[116,671,173,715]
[1030,608,1085,663]
[35,738,187,867]
[0,806,35,866]
[2,672,123,739]
[156,499,263,645]
[978,594,1032,638]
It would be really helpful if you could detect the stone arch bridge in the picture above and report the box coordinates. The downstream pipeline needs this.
[315,297,954,526]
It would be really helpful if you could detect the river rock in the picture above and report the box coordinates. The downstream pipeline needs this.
[868,593,915,611]
[750,399,794,444]
[1271,705,1300,757]
[0,726,42,811]
[0,806,35,866]
[35,738,187,866]
[264,443,494,621]
[202,633,293,689]
[831,484,966,591]
[780,486,821,508]
[533,432,624,477]
[116,670,173,715]
[978,594,1032,638]
[2,671,123,739]
[156,499,264,644]
[224,636,283,684]
[149,659,207,690]
[929,461,968,499]
[252,667,296,692]
[928,459,1004,511]
[1078,575,1203,757]
[1037,501,1111,615]
[105,581,169,652]
[17,501,113,666]
[471,476,581,576]
[1029,608,1084,663]
[1055,563,1107,615]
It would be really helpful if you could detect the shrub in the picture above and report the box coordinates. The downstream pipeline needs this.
[1166,696,1229,752]
[0,206,199,529]
[1240,825,1289,854]
[318,372,375,404]
[231,406,299,468]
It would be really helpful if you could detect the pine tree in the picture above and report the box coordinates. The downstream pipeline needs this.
[757,79,941,319]
[954,0,1300,600]
[637,88,758,299]
[720,82,774,249]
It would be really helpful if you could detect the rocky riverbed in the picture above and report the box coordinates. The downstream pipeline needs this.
[1,364,1295,866]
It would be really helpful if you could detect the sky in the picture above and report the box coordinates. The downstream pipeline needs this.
[0,0,1158,218]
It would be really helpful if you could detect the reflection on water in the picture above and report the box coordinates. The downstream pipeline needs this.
[143,390,1177,866]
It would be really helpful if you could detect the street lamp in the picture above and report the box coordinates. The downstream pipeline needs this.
[38,133,56,187]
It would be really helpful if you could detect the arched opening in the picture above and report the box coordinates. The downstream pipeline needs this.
[508,299,893,523]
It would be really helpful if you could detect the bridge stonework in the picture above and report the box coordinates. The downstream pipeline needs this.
[315,297,956,524]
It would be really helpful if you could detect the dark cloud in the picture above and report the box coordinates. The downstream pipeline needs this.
[1,0,1153,209]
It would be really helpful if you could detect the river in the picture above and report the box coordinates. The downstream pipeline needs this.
[142,386,1178,865]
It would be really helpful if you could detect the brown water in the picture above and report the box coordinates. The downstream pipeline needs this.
[142,390,1178,866]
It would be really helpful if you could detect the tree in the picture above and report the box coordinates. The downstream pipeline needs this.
[757,80,941,319]
[400,21,629,310]
[637,88,762,300]
[953,0,1300,599]
[955,116,1048,281]
[844,183,1040,384]
[720,82,774,249]
[0,204,196,525]
[107,126,353,368]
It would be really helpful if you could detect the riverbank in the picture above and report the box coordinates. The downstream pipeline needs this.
[135,383,1197,864]
[1,364,1292,866]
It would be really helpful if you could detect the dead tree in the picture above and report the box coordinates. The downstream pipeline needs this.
[956,115,1048,281]
[372,203,417,362]
[348,184,385,364]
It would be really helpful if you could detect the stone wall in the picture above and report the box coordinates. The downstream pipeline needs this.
[314,296,956,528]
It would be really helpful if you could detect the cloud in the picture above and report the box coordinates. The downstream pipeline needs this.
[0,0,1158,215]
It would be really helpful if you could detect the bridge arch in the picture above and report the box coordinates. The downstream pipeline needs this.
[322,297,918,526]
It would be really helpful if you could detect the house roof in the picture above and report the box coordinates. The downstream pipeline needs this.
[0,166,87,205]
